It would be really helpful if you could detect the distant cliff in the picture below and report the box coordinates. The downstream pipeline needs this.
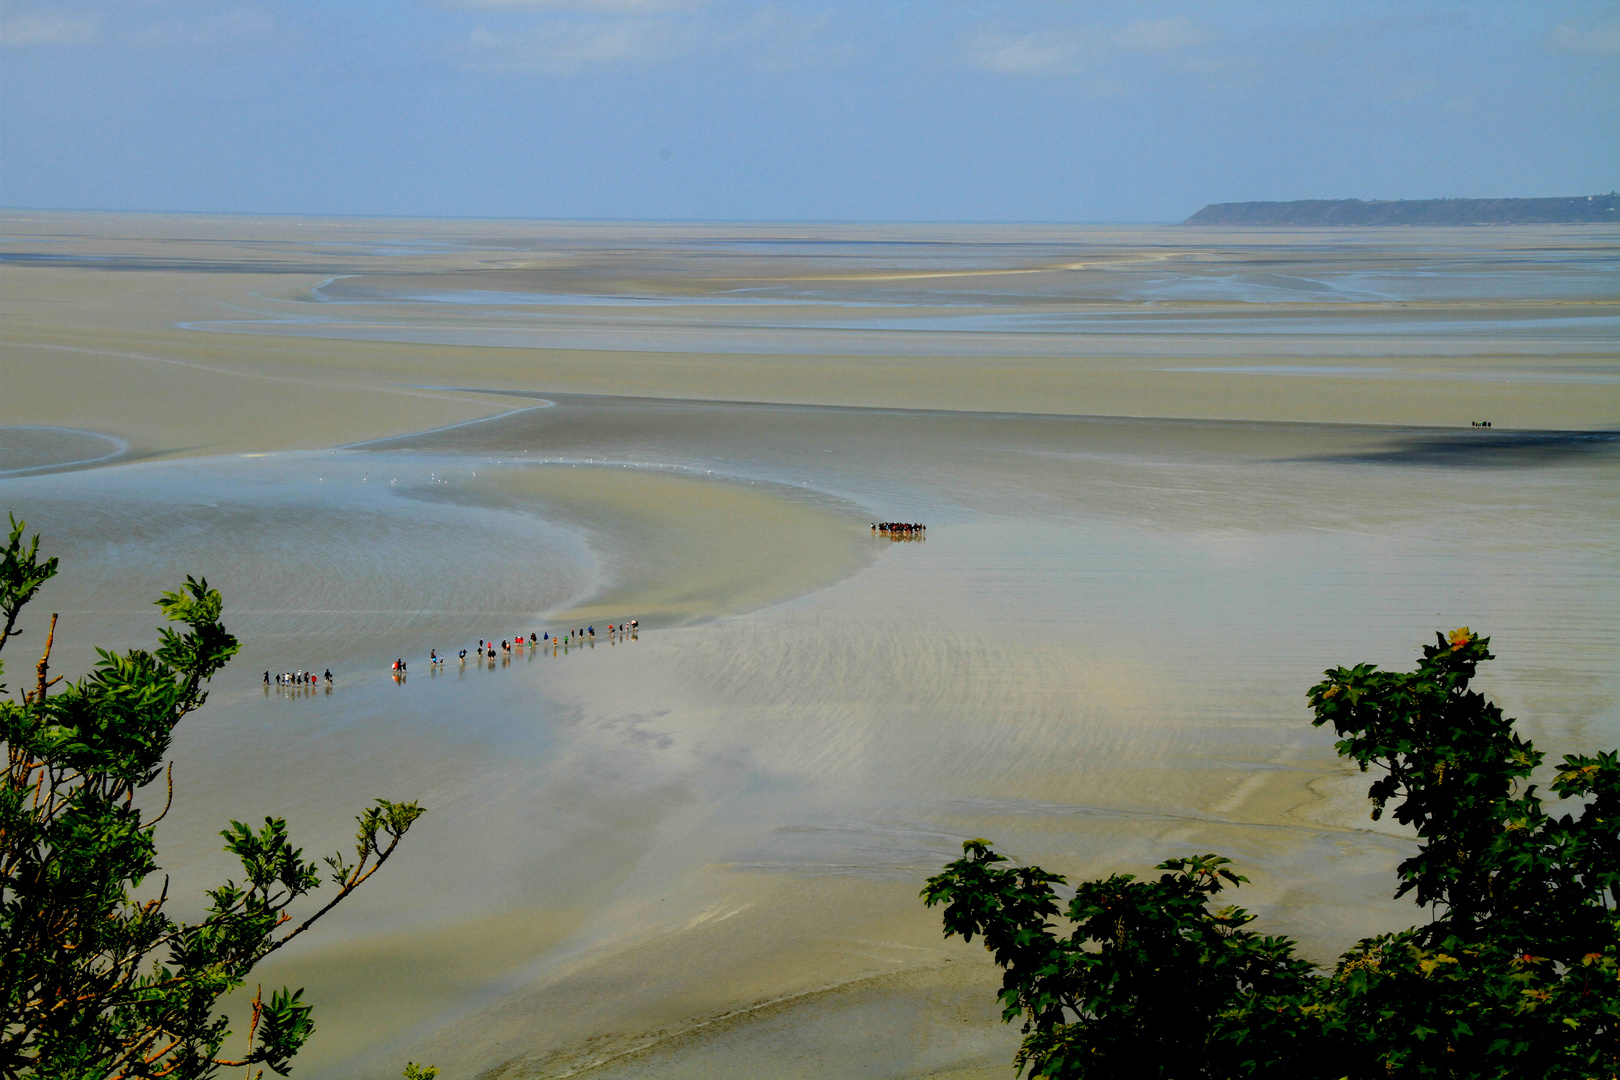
[1185,194,1620,225]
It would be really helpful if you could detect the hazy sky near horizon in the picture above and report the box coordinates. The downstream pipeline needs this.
[1,0,1616,222]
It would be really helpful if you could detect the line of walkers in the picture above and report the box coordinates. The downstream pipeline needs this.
[452,621,639,662]
[268,621,643,690]
[266,669,332,686]
[873,521,925,535]
[386,621,643,679]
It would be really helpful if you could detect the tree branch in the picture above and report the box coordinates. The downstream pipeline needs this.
[269,831,407,955]
[31,612,57,704]
[148,762,177,827]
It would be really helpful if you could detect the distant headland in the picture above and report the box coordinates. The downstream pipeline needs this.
[1185,193,1619,226]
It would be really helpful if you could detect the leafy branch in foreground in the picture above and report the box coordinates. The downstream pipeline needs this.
[0,516,424,1078]
[925,629,1620,1079]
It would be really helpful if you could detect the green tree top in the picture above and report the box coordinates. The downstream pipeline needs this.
[0,516,424,1078]
[925,629,1620,1079]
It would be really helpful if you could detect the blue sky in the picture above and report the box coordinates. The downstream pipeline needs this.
[1,0,1616,221]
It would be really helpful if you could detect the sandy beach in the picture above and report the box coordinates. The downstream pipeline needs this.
[2,212,1617,1078]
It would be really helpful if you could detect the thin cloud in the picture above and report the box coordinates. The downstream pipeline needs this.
[1114,16,1205,53]
[964,16,1210,76]
[964,31,1079,75]
[461,14,704,74]
[1547,20,1620,56]
[126,6,279,49]
[456,2,851,76]
[0,7,98,47]
[0,2,279,51]
[444,0,713,10]
[729,6,856,72]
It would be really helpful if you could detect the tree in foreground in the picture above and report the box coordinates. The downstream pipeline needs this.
[924,628,1620,1079]
[0,515,424,1077]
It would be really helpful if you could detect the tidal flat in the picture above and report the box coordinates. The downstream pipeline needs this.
[2,212,1617,1078]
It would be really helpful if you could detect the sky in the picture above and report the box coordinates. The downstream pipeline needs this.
[1,0,1617,222]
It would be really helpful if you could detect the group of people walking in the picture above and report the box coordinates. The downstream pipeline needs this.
[267,621,643,691]
[266,669,331,686]
[873,521,926,537]
[390,621,641,681]
[456,621,640,659]
[1471,420,1494,428]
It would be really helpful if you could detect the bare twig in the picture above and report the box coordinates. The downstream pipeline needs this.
[32,612,57,704]
[148,762,177,827]
[240,985,264,1079]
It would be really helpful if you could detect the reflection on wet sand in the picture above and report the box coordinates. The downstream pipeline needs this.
[0,214,1615,1079]
[460,464,874,628]
[0,425,127,476]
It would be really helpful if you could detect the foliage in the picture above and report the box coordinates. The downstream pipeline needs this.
[0,515,424,1078]
[402,1064,439,1080]
[925,629,1620,1079]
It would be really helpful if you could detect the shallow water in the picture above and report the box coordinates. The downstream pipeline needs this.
[227,225,1620,363]
[5,397,1615,1078]
[0,214,1617,1079]
[0,425,127,475]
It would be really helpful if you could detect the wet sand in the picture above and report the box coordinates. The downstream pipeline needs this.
[4,212,1618,458]
[457,465,874,627]
[1,213,1617,1079]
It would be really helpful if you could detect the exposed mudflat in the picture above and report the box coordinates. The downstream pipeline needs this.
[1,213,1616,1079]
